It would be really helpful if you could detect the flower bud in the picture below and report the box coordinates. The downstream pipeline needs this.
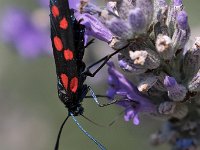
[177,10,189,30]
[172,12,190,52]
[116,0,135,20]
[136,0,154,27]
[156,34,174,60]
[107,18,132,39]
[158,101,176,115]
[129,48,160,70]
[172,104,188,119]
[164,76,187,101]
[188,70,200,92]
[153,72,167,91]
[128,8,146,34]
[183,37,200,81]
[108,36,128,50]
[106,1,119,16]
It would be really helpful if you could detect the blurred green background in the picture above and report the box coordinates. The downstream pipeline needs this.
[0,0,199,150]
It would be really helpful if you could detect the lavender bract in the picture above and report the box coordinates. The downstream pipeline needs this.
[73,0,200,149]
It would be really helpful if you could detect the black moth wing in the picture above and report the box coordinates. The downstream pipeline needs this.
[50,0,86,108]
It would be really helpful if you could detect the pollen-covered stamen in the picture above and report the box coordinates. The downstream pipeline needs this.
[138,75,158,92]
[52,5,59,18]
[156,34,173,60]
[53,36,63,51]
[129,49,160,70]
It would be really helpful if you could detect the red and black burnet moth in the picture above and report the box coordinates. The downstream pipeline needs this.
[50,0,129,149]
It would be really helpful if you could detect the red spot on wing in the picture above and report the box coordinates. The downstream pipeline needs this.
[53,36,63,51]
[60,17,68,29]
[52,5,59,18]
[64,49,74,60]
[70,77,78,93]
[61,74,68,89]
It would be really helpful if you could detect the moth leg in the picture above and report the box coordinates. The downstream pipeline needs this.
[83,44,129,77]
[87,86,118,107]
[84,38,95,49]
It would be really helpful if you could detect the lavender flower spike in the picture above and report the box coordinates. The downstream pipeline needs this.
[73,1,200,149]
[164,76,187,102]
[107,62,157,125]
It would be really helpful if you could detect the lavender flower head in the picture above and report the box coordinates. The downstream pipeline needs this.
[72,0,200,149]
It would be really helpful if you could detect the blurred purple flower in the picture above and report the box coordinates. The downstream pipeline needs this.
[0,8,51,58]
[38,0,48,8]
[106,62,157,125]
[68,0,79,9]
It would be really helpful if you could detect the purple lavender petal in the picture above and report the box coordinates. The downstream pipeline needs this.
[136,0,154,26]
[75,13,113,43]
[133,114,140,125]
[106,88,117,99]
[107,62,157,119]
[124,109,134,122]
[177,10,188,30]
